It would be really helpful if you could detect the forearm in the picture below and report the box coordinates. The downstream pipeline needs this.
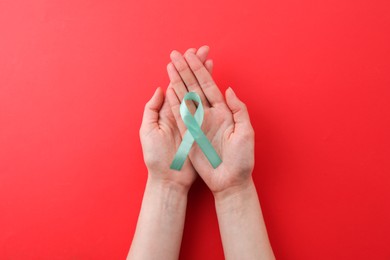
[214,178,275,260]
[128,177,188,260]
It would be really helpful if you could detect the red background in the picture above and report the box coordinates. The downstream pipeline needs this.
[1,0,390,259]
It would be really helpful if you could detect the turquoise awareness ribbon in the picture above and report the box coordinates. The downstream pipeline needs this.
[170,92,222,171]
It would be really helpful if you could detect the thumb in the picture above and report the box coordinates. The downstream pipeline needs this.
[225,87,252,130]
[141,87,164,131]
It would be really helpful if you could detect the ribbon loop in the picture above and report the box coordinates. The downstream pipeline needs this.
[170,92,222,171]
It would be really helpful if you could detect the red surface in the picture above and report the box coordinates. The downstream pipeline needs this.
[1,0,390,259]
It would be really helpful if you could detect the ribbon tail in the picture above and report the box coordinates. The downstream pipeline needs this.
[170,130,195,171]
[186,117,222,169]
[195,133,222,169]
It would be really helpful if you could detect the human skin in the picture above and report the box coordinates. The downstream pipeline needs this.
[127,47,213,260]
[128,46,275,260]
[166,46,275,259]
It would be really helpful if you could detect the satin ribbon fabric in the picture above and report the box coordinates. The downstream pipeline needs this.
[170,92,222,171]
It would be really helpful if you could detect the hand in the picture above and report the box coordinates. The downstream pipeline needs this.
[166,46,255,196]
[139,47,214,192]
[131,47,274,260]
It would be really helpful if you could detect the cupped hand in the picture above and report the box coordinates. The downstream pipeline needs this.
[139,47,214,192]
[166,46,255,195]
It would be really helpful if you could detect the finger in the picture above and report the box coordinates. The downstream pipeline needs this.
[170,50,210,107]
[204,59,213,74]
[225,87,253,132]
[167,62,186,100]
[167,62,197,113]
[141,87,164,132]
[185,47,196,55]
[184,51,225,107]
[166,87,187,137]
[167,48,211,100]
[194,47,213,74]
[158,93,175,124]
[186,46,209,64]
[195,45,210,64]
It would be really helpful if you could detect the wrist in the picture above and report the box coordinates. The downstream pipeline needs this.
[146,174,190,198]
[213,178,256,206]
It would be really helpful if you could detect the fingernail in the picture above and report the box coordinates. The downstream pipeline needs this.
[228,87,236,96]
[201,45,210,51]
[184,51,195,58]
[170,50,181,60]
[207,59,213,66]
